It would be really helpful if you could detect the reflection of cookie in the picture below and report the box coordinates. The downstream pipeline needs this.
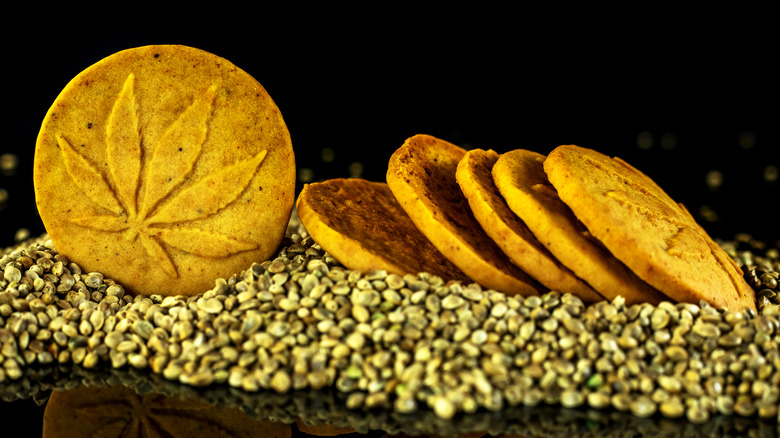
[295,418,357,436]
[492,149,666,305]
[456,149,603,303]
[34,45,295,296]
[544,144,755,311]
[42,385,292,437]
[296,178,468,281]
[386,134,540,296]
[381,433,486,438]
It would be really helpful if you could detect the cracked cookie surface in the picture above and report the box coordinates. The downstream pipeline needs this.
[544,144,755,311]
[492,148,665,305]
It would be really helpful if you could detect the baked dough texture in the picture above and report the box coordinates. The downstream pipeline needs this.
[492,148,667,305]
[544,144,755,311]
[456,148,603,303]
[34,45,295,296]
[386,134,540,296]
[296,178,468,282]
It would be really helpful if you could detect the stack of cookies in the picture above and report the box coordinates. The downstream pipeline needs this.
[298,134,756,312]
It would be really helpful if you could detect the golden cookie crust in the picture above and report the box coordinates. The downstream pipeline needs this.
[456,148,603,303]
[544,144,755,311]
[296,178,468,282]
[386,134,540,296]
[34,45,295,296]
[492,148,666,305]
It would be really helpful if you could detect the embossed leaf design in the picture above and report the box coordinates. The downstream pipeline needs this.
[73,392,245,438]
[149,149,267,224]
[139,233,179,278]
[140,84,218,219]
[106,73,142,219]
[58,135,124,215]
[60,74,265,278]
[155,228,259,258]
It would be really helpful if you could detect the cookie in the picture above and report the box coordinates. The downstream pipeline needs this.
[544,144,756,311]
[386,134,540,296]
[34,45,295,296]
[296,178,468,282]
[492,148,666,305]
[42,385,292,437]
[456,148,603,303]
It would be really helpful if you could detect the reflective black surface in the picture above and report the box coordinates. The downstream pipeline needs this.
[2,364,778,437]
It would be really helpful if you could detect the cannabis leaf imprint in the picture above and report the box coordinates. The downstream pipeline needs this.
[59,73,267,278]
[73,392,242,437]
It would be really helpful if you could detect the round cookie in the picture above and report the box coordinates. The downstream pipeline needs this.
[492,148,666,305]
[456,148,603,303]
[386,134,540,296]
[296,178,469,282]
[34,45,295,296]
[544,144,756,311]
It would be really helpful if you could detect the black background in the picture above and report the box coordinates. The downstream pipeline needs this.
[0,9,778,436]
[2,11,778,250]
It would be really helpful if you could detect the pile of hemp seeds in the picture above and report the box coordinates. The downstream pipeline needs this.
[1,212,779,425]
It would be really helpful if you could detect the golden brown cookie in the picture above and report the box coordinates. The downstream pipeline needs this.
[544,144,755,311]
[456,148,603,303]
[296,178,468,281]
[43,385,292,437]
[386,134,540,296]
[34,45,295,296]
[492,148,666,305]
